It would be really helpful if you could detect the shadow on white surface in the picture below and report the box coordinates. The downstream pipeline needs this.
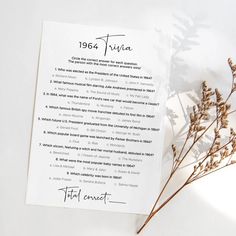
[136,186,236,236]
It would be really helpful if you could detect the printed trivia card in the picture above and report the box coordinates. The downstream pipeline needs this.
[26,21,171,214]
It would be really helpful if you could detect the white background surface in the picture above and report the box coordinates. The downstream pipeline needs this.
[0,0,236,235]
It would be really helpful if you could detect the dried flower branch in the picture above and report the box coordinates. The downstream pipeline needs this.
[137,59,236,234]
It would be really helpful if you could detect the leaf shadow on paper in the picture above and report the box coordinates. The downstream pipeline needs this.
[164,14,209,168]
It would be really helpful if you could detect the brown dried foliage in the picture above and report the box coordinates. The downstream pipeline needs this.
[137,59,236,234]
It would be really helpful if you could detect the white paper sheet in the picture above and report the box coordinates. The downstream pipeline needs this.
[26,21,171,214]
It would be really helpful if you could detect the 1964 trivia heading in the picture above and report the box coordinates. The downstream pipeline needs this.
[79,34,133,56]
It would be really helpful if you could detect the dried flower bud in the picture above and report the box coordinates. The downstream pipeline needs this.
[172,144,177,157]
[228,58,236,78]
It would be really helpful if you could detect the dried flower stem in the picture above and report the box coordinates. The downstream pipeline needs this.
[137,59,236,234]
